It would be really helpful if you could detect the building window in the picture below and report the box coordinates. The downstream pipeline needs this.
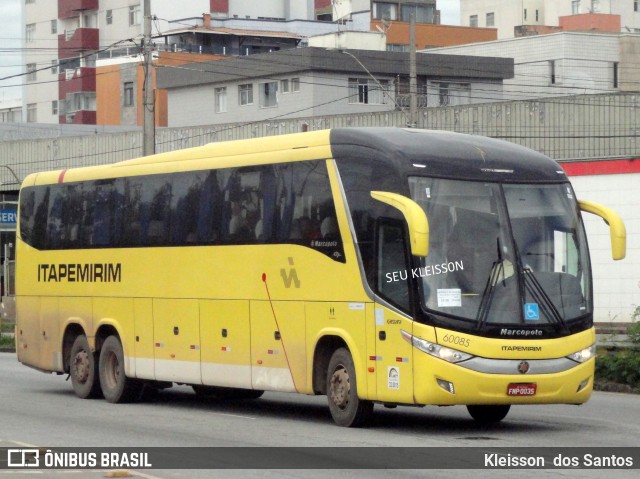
[238,84,253,105]
[613,62,619,88]
[469,15,478,27]
[636,0,639,12]
[524,9,527,21]
[106,10,113,24]
[51,19,57,34]
[550,60,556,85]
[486,12,495,27]
[26,23,35,43]
[26,63,37,82]
[387,43,409,52]
[348,78,389,105]
[129,5,141,26]
[52,100,58,116]
[591,0,600,13]
[51,60,58,74]
[25,0,35,4]
[372,2,397,21]
[400,4,434,23]
[123,82,134,106]
[27,104,37,123]
[572,0,580,15]
[215,87,227,113]
[259,81,278,108]
[438,83,450,106]
[536,10,539,21]
[281,79,290,93]
[291,78,300,92]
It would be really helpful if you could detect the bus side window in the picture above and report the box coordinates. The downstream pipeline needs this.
[376,220,411,312]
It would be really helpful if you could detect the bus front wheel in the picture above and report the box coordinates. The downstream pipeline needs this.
[99,335,142,403]
[326,348,373,427]
[69,335,102,399]
[467,405,511,425]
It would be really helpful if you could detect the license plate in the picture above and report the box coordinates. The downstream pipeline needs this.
[507,383,537,396]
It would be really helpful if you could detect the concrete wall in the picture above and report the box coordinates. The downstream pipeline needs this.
[570,171,640,324]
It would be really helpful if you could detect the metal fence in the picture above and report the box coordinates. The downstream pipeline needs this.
[1,92,639,190]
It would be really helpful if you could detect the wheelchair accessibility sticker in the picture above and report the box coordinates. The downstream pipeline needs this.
[524,303,540,321]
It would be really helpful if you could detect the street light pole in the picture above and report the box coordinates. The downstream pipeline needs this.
[409,12,418,128]
[143,0,155,156]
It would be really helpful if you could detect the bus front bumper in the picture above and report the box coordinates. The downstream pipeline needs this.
[413,354,594,406]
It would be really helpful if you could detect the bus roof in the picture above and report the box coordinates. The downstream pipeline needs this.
[21,128,566,188]
[330,128,568,184]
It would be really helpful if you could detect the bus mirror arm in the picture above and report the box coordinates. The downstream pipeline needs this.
[578,200,626,260]
[371,191,429,257]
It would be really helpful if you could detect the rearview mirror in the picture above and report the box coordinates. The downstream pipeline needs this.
[371,191,429,256]
[578,200,626,260]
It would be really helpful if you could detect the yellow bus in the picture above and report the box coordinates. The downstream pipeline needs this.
[15,128,625,427]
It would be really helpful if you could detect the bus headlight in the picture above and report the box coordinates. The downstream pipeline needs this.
[566,344,596,363]
[401,330,473,364]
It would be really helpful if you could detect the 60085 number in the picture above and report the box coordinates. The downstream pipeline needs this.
[442,334,470,348]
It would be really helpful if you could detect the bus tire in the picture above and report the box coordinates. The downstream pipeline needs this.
[467,405,510,424]
[192,385,264,400]
[69,335,102,399]
[99,335,142,403]
[326,348,373,427]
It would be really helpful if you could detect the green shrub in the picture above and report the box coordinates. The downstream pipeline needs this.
[0,334,14,349]
[596,349,640,387]
[595,308,640,389]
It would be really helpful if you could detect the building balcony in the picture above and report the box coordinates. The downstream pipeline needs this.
[60,110,97,125]
[59,67,96,98]
[58,28,99,59]
[58,0,99,19]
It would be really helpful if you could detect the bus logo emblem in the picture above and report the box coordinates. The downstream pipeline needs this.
[517,361,530,374]
[280,257,300,289]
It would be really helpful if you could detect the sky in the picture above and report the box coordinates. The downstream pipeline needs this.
[0,0,461,105]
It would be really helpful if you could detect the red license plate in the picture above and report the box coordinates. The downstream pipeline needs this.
[507,383,537,396]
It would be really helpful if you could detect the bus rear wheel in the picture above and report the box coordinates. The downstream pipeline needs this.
[326,348,373,427]
[467,405,511,425]
[69,335,102,399]
[99,335,142,403]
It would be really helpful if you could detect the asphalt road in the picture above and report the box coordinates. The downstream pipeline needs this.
[0,353,638,478]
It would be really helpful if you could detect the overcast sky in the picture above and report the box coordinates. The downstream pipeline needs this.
[0,0,461,105]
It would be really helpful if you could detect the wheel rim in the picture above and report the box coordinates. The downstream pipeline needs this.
[329,364,350,411]
[104,350,120,391]
[73,350,90,384]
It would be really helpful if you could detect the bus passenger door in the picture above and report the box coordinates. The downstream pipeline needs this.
[374,220,414,404]
[199,300,252,389]
[250,300,305,393]
[153,299,201,384]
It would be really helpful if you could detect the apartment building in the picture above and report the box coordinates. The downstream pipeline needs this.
[460,0,640,38]
[428,32,640,100]
[157,47,513,127]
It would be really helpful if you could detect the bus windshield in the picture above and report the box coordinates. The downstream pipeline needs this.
[408,177,592,328]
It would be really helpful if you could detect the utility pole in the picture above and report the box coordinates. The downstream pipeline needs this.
[409,12,418,128]
[143,0,155,155]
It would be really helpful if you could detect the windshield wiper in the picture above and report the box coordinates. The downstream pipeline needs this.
[513,243,569,334]
[475,237,505,330]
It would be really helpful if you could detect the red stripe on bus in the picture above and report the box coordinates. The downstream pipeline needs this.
[561,159,640,176]
[58,169,68,183]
